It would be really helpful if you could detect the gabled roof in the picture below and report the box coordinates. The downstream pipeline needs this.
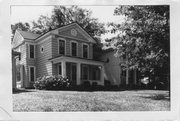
[35,22,96,43]
[15,22,96,44]
[17,30,40,40]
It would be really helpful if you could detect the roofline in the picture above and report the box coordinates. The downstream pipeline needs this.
[13,22,97,43]
[34,22,77,41]
[48,55,106,63]
[75,22,97,43]
[35,22,97,43]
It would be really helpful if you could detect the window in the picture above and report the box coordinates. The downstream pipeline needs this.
[58,64,62,75]
[29,44,35,58]
[81,65,88,80]
[40,46,44,53]
[89,66,100,80]
[92,67,100,80]
[71,42,77,56]
[83,44,88,58]
[59,39,65,55]
[29,66,35,82]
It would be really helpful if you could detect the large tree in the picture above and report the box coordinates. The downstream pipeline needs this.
[107,5,170,88]
[11,22,31,41]
[11,22,31,35]
[31,6,106,38]
[12,6,106,58]
[31,6,105,59]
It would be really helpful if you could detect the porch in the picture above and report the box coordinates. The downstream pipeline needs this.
[49,56,105,86]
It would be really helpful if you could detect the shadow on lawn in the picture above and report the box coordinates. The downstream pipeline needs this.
[140,93,170,101]
[13,88,35,94]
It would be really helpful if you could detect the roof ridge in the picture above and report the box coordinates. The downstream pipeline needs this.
[17,29,40,35]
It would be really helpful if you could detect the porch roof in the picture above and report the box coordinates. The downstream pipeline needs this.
[48,55,105,65]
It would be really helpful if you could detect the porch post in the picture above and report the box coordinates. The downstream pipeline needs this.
[77,63,81,85]
[61,60,66,77]
[126,69,129,85]
[100,65,105,86]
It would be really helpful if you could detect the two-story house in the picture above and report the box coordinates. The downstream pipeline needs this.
[12,23,138,89]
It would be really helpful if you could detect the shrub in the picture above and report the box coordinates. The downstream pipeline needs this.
[83,81,91,90]
[92,82,98,90]
[34,75,70,90]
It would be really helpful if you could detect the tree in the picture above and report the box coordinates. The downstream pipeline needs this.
[11,22,31,35]
[31,6,106,38]
[31,6,106,59]
[107,5,170,89]
[11,22,31,41]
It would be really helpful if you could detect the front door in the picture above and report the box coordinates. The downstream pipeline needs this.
[71,63,77,85]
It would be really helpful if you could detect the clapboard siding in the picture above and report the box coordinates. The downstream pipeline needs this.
[13,43,30,88]
[36,36,53,78]
[51,36,58,57]
[66,39,70,56]
[12,31,24,48]
[78,42,82,57]
[53,37,93,59]
[89,44,93,59]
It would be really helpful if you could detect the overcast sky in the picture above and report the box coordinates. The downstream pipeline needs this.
[11,5,125,40]
[11,5,124,24]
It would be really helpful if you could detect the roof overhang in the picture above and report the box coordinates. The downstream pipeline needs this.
[49,55,104,65]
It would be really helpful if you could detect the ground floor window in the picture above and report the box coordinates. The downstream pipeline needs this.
[81,65,101,81]
[89,66,100,80]
[81,65,89,80]
[29,66,35,82]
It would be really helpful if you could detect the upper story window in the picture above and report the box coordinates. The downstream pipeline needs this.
[29,44,35,59]
[58,39,65,55]
[83,44,88,58]
[71,41,77,57]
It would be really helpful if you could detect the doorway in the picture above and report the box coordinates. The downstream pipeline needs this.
[66,62,77,85]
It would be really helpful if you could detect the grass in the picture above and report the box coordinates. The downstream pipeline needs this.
[13,89,170,112]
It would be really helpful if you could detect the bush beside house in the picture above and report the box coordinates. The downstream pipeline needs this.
[34,75,70,90]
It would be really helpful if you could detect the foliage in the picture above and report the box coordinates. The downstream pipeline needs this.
[11,22,31,35]
[34,75,70,90]
[31,6,106,38]
[11,6,106,53]
[11,22,31,41]
[107,5,170,88]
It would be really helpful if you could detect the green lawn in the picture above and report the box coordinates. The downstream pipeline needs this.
[13,89,170,112]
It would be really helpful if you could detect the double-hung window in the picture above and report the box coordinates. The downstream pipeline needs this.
[59,39,65,55]
[29,44,35,59]
[81,65,88,80]
[83,44,88,58]
[71,42,77,57]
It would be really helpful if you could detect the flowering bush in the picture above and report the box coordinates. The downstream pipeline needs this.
[34,75,70,90]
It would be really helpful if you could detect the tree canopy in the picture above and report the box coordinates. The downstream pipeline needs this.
[31,6,106,39]
[11,6,105,57]
[107,5,170,86]
[11,22,31,35]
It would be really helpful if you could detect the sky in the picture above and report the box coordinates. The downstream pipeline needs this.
[11,5,125,40]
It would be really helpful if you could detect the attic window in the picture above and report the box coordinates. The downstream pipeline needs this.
[71,29,77,36]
